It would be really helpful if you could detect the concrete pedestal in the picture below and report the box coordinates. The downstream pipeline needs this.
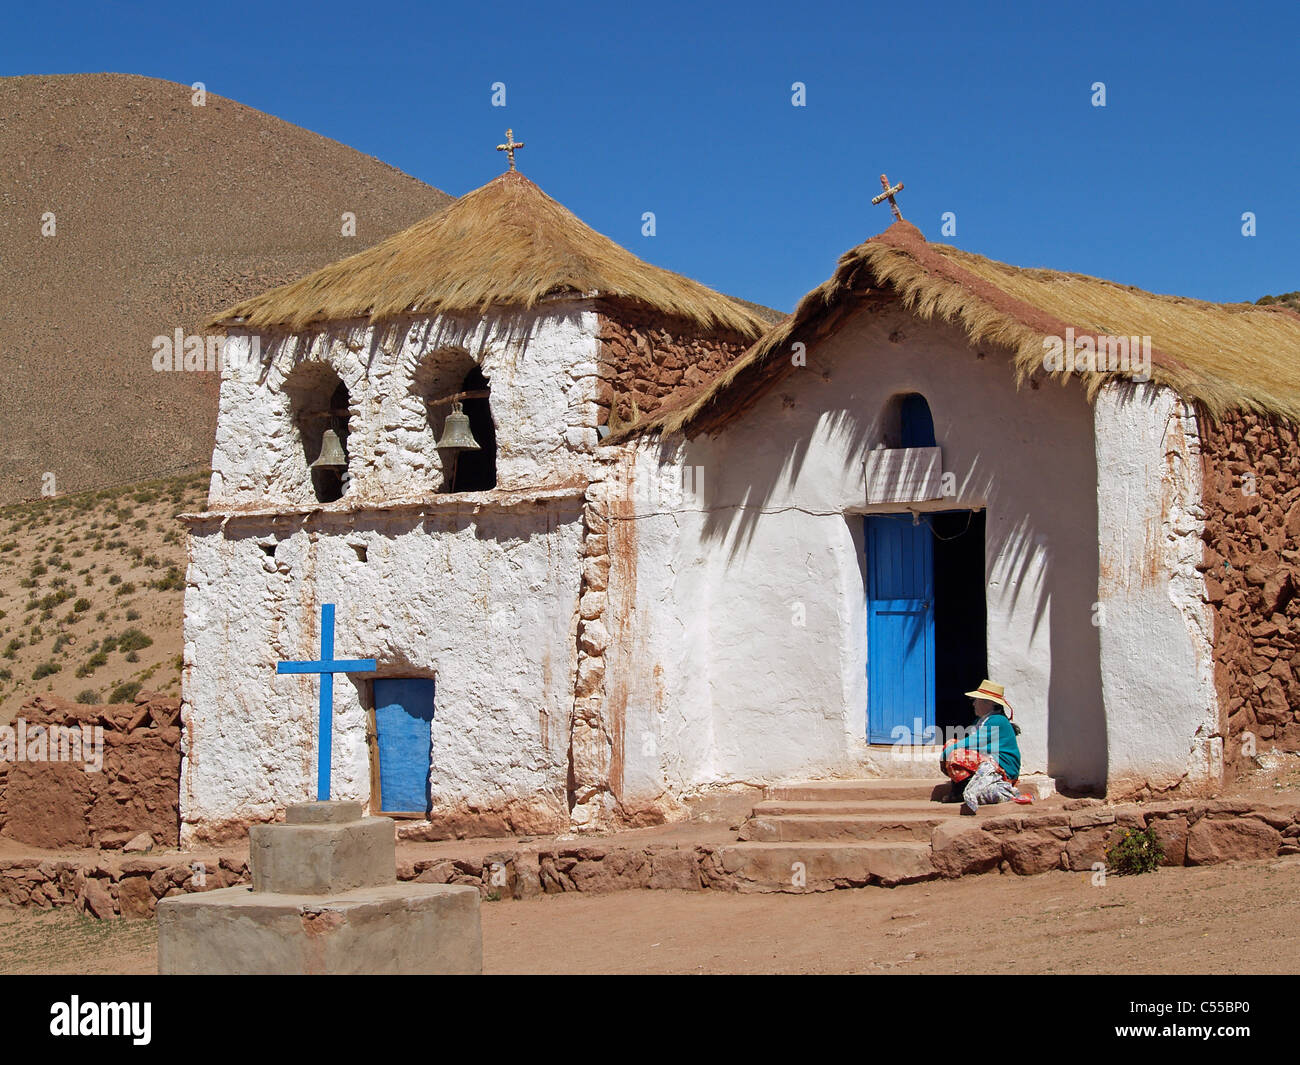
[158,801,481,974]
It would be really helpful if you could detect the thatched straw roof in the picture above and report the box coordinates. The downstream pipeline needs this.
[642,220,1300,436]
[210,170,767,338]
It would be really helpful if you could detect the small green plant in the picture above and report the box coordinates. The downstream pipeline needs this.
[32,661,60,680]
[109,681,142,703]
[125,608,141,621]
[76,689,101,704]
[76,651,109,677]
[74,598,91,612]
[1105,826,1164,876]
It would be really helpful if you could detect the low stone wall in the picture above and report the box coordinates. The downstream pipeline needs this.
[1199,411,1300,778]
[0,692,181,849]
[4,797,1298,917]
[930,797,1300,878]
[0,853,248,918]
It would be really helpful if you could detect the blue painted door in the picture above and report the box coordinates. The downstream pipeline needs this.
[373,678,435,814]
[865,515,935,744]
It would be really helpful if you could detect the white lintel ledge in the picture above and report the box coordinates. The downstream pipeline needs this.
[863,446,944,505]
[179,481,589,525]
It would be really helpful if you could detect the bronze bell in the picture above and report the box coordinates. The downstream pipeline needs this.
[435,401,481,452]
[310,428,348,471]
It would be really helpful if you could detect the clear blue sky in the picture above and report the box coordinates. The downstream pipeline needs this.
[5,0,1296,312]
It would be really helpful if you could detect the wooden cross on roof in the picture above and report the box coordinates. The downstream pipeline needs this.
[496,129,525,171]
[871,173,905,222]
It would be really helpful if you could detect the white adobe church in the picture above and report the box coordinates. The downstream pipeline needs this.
[179,150,1300,844]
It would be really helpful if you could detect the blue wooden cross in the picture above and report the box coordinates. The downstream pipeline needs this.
[276,603,376,801]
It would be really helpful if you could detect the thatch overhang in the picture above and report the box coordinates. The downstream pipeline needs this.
[208,170,768,340]
[637,220,1300,438]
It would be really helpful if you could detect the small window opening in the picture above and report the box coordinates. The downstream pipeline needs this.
[881,392,937,449]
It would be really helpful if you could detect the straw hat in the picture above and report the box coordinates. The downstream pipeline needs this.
[965,680,1013,717]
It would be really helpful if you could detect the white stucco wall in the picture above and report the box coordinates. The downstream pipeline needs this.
[602,304,1113,805]
[210,304,601,506]
[180,501,584,841]
[1094,383,1220,792]
[182,303,601,840]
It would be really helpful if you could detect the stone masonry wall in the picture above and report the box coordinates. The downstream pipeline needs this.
[5,795,1298,918]
[1199,411,1300,779]
[0,692,181,849]
[596,302,752,430]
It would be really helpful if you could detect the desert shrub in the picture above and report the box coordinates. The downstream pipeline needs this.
[108,574,121,586]
[125,651,139,662]
[125,608,141,621]
[121,629,159,654]
[73,598,91,613]
[109,681,141,703]
[1106,826,1164,875]
[38,589,72,611]
[32,661,60,680]
[150,567,184,592]
[76,651,109,677]
[116,629,152,652]
[3,638,21,658]
[76,689,100,704]
[101,636,119,654]
[115,582,136,597]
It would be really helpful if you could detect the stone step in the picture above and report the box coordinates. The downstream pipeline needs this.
[763,779,948,803]
[739,812,952,843]
[717,841,935,891]
[750,798,962,817]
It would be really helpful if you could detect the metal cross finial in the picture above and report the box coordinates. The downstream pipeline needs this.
[496,129,525,171]
[871,173,905,222]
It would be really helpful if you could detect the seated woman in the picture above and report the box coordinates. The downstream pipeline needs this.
[940,680,1032,813]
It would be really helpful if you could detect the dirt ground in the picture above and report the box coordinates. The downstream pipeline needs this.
[3,855,1298,975]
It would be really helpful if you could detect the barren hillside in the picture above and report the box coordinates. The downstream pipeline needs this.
[0,73,452,506]
[0,470,207,722]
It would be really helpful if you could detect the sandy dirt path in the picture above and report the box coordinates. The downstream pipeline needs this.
[2,856,1298,975]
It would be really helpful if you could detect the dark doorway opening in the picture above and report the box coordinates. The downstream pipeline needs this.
[930,509,986,732]
[448,366,497,492]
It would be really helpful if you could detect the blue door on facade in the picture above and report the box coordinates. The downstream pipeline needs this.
[865,515,935,744]
[373,678,435,814]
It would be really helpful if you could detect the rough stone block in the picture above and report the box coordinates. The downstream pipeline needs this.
[931,821,1002,878]
[1002,831,1066,875]
[1186,817,1282,865]
[157,883,481,975]
[249,816,394,895]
